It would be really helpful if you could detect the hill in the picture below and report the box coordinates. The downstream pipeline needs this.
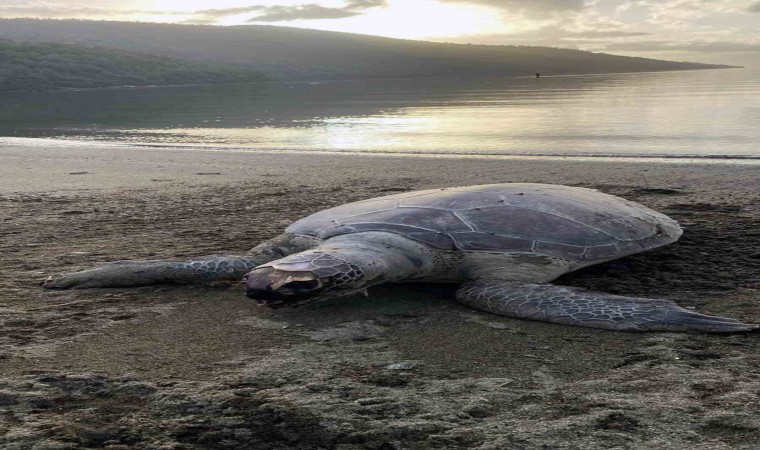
[0,39,269,91]
[0,19,736,81]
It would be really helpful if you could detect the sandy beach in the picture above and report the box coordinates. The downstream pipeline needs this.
[2,143,760,449]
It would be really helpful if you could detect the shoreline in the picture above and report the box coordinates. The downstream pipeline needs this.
[4,141,760,196]
[71,140,760,164]
[116,146,760,164]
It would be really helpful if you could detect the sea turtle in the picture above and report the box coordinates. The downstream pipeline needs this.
[44,183,756,332]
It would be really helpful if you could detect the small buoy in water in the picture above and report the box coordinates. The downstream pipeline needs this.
[536,73,540,78]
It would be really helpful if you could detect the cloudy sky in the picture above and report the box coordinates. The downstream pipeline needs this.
[1,0,759,67]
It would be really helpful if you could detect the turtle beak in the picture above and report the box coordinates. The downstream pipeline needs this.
[243,268,322,308]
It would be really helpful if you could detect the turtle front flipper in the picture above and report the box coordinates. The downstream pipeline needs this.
[44,233,318,289]
[456,280,757,333]
[43,256,266,289]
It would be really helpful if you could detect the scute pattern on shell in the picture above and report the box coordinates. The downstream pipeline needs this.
[287,184,682,263]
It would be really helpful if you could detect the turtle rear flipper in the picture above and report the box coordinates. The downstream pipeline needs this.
[456,280,758,333]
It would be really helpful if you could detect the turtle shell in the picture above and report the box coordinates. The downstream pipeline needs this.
[286,184,682,262]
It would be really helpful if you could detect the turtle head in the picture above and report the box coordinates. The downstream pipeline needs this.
[243,252,366,308]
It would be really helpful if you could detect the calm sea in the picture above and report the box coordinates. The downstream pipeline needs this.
[1,68,758,160]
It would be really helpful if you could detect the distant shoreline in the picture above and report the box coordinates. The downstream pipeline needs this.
[1,66,743,94]
[0,19,736,82]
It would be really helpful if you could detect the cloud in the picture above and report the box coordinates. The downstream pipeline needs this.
[562,30,652,38]
[444,26,651,48]
[605,39,760,53]
[246,0,386,23]
[182,1,387,24]
[180,6,272,24]
[0,3,159,18]
[617,0,758,28]
[248,5,361,22]
[345,0,388,8]
[0,1,388,24]
[439,0,585,18]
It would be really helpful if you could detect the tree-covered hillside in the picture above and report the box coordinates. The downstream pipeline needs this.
[0,19,736,81]
[0,39,269,91]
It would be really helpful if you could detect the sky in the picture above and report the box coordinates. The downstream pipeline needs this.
[1,0,759,67]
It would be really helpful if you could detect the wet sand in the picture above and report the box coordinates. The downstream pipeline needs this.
[2,144,760,449]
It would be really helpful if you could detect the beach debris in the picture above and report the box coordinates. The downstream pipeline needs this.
[386,362,417,370]
[463,313,515,331]
[668,203,742,213]
[355,397,392,405]
[596,412,640,432]
[235,316,290,330]
[632,188,684,195]
[304,383,331,392]
[377,187,412,193]
[309,321,386,342]
[476,378,515,389]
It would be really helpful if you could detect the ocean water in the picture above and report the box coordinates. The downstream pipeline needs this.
[0,68,758,160]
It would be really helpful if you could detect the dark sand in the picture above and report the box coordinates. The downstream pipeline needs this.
[2,144,760,449]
